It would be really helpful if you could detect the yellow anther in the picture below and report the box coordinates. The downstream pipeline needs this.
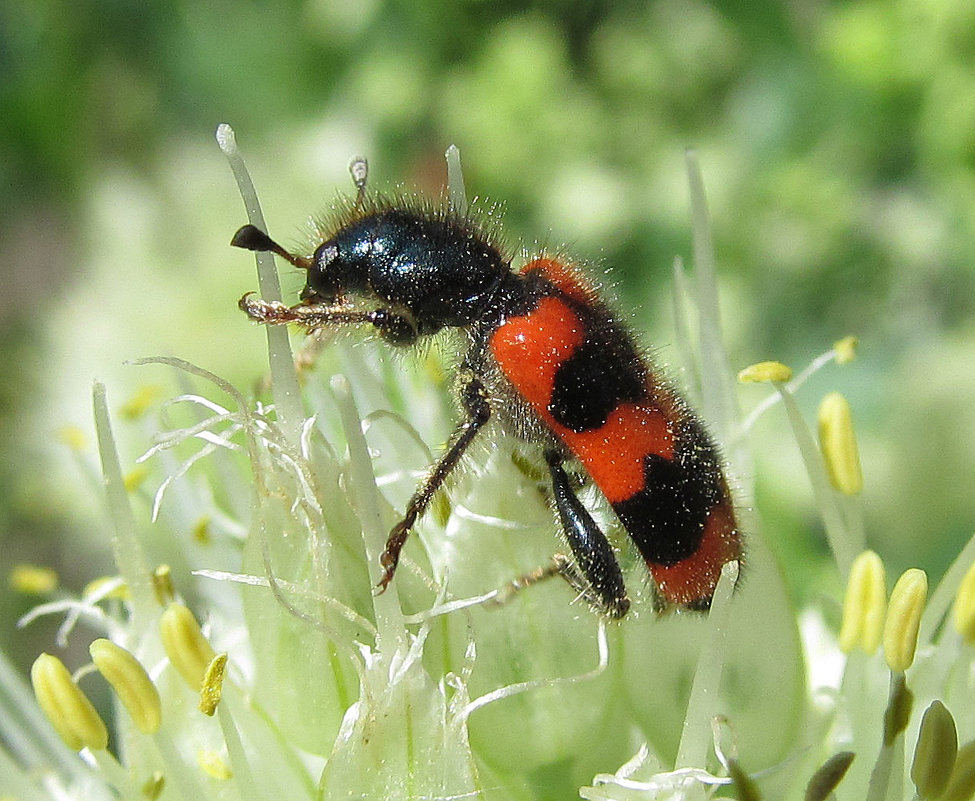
[952,560,975,644]
[911,700,957,800]
[30,653,108,751]
[142,772,165,800]
[198,749,233,780]
[737,361,793,383]
[119,384,162,421]
[89,639,162,735]
[818,392,863,495]
[83,575,130,601]
[151,564,174,606]
[883,568,928,672]
[160,603,216,691]
[833,336,858,365]
[123,465,150,493]
[199,653,228,717]
[839,550,886,654]
[192,515,212,545]
[57,425,88,451]
[9,564,58,594]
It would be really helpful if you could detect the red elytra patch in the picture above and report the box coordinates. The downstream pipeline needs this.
[490,295,585,407]
[522,257,597,305]
[491,296,675,505]
[562,404,673,504]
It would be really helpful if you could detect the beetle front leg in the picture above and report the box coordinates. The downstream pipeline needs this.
[239,294,418,343]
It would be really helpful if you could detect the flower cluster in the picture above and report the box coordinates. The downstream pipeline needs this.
[2,132,974,801]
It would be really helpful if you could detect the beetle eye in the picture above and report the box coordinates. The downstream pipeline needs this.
[305,241,342,299]
[314,241,339,266]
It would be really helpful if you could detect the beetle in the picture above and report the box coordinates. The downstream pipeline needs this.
[232,161,742,617]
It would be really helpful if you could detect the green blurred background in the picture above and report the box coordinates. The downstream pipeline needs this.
[3,0,975,673]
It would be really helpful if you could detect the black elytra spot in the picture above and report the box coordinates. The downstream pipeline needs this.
[548,314,647,433]
[613,446,723,566]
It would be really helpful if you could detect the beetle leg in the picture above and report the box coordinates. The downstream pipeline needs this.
[545,451,630,618]
[239,294,419,344]
[377,371,491,592]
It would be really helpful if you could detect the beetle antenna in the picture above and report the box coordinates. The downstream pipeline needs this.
[231,225,312,270]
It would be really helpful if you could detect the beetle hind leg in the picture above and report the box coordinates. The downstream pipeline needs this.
[545,452,630,618]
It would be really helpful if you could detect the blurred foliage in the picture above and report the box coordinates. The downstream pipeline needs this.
[2,0,975,673]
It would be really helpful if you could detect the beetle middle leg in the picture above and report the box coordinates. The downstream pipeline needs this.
[376,371,492,592]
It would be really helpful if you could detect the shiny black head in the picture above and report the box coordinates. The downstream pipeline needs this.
[306,206,510,333]
[234,204,512,336]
